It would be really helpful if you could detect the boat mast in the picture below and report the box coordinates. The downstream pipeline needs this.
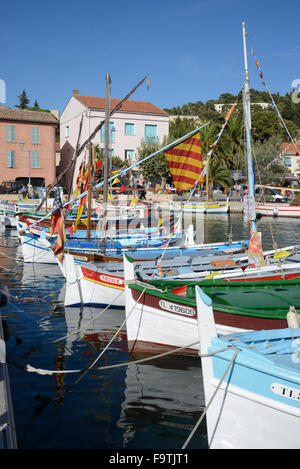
[242,21,256,232]
[102,73,111,253]
[87,143,93,240]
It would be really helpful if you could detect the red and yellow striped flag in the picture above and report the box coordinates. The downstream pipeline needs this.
[74,167,89,232]
[164,132,203,190]
[52,209,67,264]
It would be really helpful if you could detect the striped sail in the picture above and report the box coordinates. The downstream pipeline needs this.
[165,132,203,190]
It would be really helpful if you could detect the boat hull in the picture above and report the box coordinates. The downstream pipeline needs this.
[255,203,300,217]
[172,201,229,214]
[125,286,287,356]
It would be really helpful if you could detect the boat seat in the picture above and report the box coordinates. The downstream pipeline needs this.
[210,258,237,268]
[160,256,191,267]
[190,256,213,267]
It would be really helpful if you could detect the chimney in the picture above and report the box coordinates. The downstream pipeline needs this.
[72,89,79,95]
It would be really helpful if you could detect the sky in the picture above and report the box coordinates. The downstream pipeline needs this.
[1,0,300,114]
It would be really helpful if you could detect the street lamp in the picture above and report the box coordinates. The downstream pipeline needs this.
[19,140,39,190]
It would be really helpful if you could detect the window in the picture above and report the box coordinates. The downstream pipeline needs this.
[7,150,16,168]
[32,126,40,144]
[125,123,135,135]
[65,126,70,138]
[145,124,157,143]
[284,157,292,166]
[32,150,40,168]
[100,122,115,143]
[125,149,134,161]
[6,125,15,142]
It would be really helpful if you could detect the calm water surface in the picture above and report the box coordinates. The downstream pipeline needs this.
[1,213,300,450]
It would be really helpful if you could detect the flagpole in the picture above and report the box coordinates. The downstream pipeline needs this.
[22,122,211,233]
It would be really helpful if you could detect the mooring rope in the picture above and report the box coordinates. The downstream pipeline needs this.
[9,343,234,376]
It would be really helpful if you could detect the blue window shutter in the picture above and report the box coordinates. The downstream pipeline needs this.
[32,150,40,168]
[11,151,16,167]
[125,149,134,161]
[32,127,40,144]
[6,125,15,142]
[145,124,157,143]
[100,122,115,143]
[6,150,11,167]
[6,150,16,168]
[125,123,134,135]
[100,125,105,143]
[110,122,115,142]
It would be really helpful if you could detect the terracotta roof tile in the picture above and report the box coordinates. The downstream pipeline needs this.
[0,108,58,124]
[281,142,300,153]
[74,95,168,116]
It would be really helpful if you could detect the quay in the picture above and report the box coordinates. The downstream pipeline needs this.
[0,284,17,449]
[0,192,245,212]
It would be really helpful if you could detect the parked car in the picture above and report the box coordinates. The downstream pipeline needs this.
[0,181,24,194]
[255,187,288,203]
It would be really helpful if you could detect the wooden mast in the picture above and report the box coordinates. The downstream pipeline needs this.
[206,157,209,201]
[242,21,256,232]
[87,143,93,240]
[67,115,83,201]
[102,73,111,253]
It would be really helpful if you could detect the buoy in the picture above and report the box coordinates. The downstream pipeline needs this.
[287,306,300,329]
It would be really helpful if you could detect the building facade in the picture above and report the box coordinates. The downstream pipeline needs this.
[0,107,58,187]
[214,102,270,113]
[59,90,169,191]
[280,142,300,175]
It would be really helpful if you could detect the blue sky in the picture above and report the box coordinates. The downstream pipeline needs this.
[1,0,300,114]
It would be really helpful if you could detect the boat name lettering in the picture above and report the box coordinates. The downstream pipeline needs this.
[158,300,195,317]
[99,274,124,286]
[271,382,300,402]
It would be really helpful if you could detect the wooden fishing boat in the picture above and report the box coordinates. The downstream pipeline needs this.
[123,253,300,356]
[17,211,176,234]
[171,200,229,214]
[59,234,256,307]
[255,201,300,218]
[196,284,300,449]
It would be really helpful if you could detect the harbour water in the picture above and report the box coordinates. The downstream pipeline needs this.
[1,213,300,450]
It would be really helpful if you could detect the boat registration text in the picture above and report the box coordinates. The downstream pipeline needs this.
[158,300,195,317]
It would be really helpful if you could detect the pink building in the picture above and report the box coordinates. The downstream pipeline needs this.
[0,107,58,187]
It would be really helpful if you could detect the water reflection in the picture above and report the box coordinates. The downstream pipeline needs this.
[118,356,207,449]
[1,214,300,448]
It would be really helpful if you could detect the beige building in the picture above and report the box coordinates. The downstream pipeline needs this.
[280,142,300,175]
[59,90,169,191]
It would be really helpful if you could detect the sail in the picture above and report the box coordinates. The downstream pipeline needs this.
[164,131,203,190]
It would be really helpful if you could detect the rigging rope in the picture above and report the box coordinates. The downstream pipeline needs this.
[182,347,240,449]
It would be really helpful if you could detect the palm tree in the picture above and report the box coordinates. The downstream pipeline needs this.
[206,157,233,200]
[200,114,245,171]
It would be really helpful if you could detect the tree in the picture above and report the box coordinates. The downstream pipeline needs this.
[251,135,288,186]
[169,117,198,140]
[137,138,171,185]
[33,100,40,109]
[206,157,233,199]
[16,89,30,109]
[252,110,299,142]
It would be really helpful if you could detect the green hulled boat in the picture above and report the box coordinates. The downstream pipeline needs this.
[124,254,300,355]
